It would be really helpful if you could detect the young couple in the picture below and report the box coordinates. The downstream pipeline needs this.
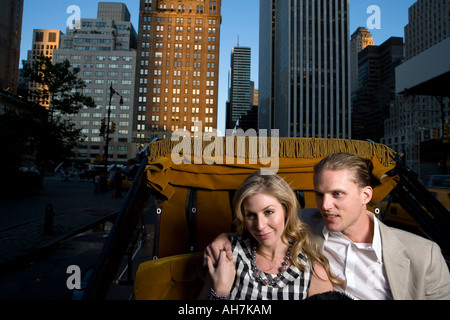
[202,153,450,300]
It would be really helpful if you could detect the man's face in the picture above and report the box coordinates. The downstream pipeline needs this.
[314,168,372,240]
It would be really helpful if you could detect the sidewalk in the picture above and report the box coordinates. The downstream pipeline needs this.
[0,208,117,268]
[0,179,123,270]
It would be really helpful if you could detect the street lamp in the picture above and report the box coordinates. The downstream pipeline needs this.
[104,83,123,176]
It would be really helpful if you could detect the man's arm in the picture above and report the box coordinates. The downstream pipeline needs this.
[426,242,450,300]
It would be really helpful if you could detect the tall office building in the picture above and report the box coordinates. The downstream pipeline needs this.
[0,0,24,94]
[226,46,252,129]
[26,29,62,108]
[404,0,450,60]
[53,2,138,162]
[259,0,351,138]
[382,0,450,176]
[29,29,62,61]
[350,27,373,95]
[97,1,131,21]
[134,0,221,143]
[352,37,404,142]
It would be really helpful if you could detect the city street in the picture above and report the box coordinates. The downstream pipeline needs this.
[0,178,141,300]
[0,178,122,231]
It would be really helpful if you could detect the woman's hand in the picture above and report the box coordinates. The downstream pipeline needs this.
[204,233,233,267]
[206,250,236,297]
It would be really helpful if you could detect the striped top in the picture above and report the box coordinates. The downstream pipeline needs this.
[229,236,312,300]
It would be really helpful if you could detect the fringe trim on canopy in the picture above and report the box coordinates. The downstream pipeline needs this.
[147,137,396,167]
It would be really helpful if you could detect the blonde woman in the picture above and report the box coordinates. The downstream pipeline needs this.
[203,170,341,300]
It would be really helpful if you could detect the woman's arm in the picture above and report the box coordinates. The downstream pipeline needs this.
[308,263,333,297]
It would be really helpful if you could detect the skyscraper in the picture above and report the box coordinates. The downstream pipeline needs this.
[350,27,374,95]
[259,0,351,139]
[27,29,62,108]
[53,2,138,162]
[0,0,24,94]
[382,0,450,176]
[135,0,221,143]
[404,0,450,60]
[226,46,252,129]
[29,29,62,61]
[352,37,404,142]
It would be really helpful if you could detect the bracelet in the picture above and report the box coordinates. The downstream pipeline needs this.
[208,287,230,300]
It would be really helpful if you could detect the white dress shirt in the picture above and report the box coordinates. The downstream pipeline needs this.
[322,211,393,300]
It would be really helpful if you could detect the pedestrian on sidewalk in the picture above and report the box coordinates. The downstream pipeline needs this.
[94,174,101,194]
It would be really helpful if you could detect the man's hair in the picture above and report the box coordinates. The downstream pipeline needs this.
[313,153,371,188]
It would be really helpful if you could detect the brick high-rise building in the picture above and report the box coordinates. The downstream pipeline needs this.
[134,0,221,143]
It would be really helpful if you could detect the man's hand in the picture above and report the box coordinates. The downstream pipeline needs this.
[204,233,233,266]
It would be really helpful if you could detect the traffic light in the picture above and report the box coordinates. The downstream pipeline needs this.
[443,124,449,144]
[111,122,116,133]
[432,128,439,140]
[99,118,106,137]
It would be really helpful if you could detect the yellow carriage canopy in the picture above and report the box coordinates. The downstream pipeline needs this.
[145,137,398,258]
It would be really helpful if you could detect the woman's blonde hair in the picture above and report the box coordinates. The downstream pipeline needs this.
[232,170,341,285]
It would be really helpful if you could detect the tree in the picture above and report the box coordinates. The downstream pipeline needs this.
[0,104,45,171]
[20,55,96,172]
[0,104,46,196]
[24,55,95,123]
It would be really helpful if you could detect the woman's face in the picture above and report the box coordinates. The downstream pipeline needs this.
[243,192,287,249]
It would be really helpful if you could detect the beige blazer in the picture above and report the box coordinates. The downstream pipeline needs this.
[301,209,450,300]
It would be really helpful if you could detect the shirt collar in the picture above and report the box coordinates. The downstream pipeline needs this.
[321,211,383,263]
[370,211,383,263]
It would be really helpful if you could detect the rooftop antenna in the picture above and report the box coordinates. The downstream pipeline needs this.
[237,35,239,46]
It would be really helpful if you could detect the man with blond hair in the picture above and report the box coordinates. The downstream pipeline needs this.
[206,153,450,300]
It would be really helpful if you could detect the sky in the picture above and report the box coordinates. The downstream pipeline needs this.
[19,0,417,133]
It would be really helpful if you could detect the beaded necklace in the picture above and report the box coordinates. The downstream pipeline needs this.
[251,244,292,286]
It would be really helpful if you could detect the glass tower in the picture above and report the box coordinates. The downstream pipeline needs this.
[259,0,351,139]
[227,46,252,129]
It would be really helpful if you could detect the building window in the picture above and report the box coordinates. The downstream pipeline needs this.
[35,31,44,42]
